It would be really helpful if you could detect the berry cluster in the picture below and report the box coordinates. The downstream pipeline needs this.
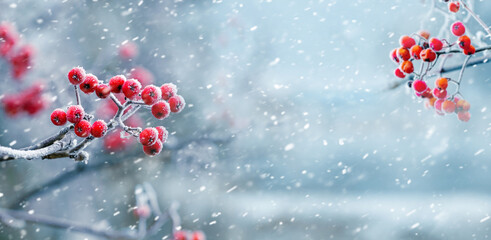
[390,4,479,122]
[50,67,185,156]
[0,22,34,80]
[2,83,47,116]
[173,230,206,240]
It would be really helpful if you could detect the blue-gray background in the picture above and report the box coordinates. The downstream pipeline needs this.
[0,0,490,239]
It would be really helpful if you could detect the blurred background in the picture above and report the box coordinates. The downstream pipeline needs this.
[0,0,490,239]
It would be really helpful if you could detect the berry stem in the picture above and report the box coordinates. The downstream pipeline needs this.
[459,0,491,38]
[74,85,81,106]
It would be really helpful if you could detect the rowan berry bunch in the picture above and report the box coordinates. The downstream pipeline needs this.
[389,0,491,122]
[0,22,34,80]
[2,82,47,116]
[49,66,185,157]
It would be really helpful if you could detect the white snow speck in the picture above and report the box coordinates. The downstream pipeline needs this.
[0,193,3,198]
[250,26,258,31]
[9,141,16,146]
[410,222,420,229]
[475,149,484,156]
[480,216,490,223]
[284,143,294,151]
[226,185,237,193]
[269,58,280,66]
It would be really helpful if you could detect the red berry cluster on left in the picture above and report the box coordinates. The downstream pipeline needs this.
[1,82,47,116]
[0,22,34,80]
[51,105,108,138]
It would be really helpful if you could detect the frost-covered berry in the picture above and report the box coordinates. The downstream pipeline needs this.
[66,105,85,124]
[456,99,470,112]
[410,45,422,60]
[434,99,445,112]
[448,2,460,13]
[451,21,465,36]
[400,60,414,74]
[399,35,416,49]
[457,111,470,122]
[139,127,158,146]
[129,67,154,86]
[412,80,427,94]
[463,45,475,55]
[160,83,177,101]
[68,67,86,85]
[95,84,111,99]
[429,38,443,51]
[143,139,163,156]
[155,126,169,143]
[390,48,399,63]
[91,120,107,138]
[442,100,456,113]
[435,77,448,90]
[51,108,67,126]
[191,231,206,240]
[151,101,171,120]
[420,49,436,62]
[458,35,471,49]
[122,78,142,99]
[397,48,410,61]
[141,85,162,105]
[433,88,447,99]
[80,74,99,94]
[394,68,405,78]
[169,95,186,113]
[74,120,91,138]
[109,75,126,93]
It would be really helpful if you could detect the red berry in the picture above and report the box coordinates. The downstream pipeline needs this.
[74,120,91,138]
[2,95,22,116]
[400,60,414,74]
[191,231,206,240]
[80,74,99,94]
[10,45,34,80]
[160,83,178,101]
[448,2,460,12]
[122,78,142,99]
[456,99,470,112]
[155,126,169,143]
[109,75,126,93]
[139,127,159,146]
[119,42,139,60]
[68,67,86,85]
[435,77,448,90]
[421,88,433,98]
[418,30,430,40]
[66,105,85,124]
[103,132,132,152]
[390,48,399,63]
[399,35,416,49]
[457,111,470,122]
[91,120,107,138]
[169,95,186,113]
[50,108,67,126]
[141,85,162,105]
[412,80,427,93]
[442,100,456,113]
[458,35,471,49]
[129,66,154,87]
[463,45,475,55]
[433,88,447,99]
[95,84,111,99]
[394,68,405,78]
[397,47,410,61]
[143,139,163,156]
[420,49,436,62]
[451,21,465,36]
[434,99,445,112]
[429,38,443,51]
[174,230,189,240]
[410,45,422,60]
[151,101,171,119]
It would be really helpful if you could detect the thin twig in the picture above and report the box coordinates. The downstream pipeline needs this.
[459,0,491,38]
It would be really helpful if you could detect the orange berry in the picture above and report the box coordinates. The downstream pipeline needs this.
[435,77,448,90]
[410,45,422,60]
[397,47,411,61]
[458,35,471,49]
[399,35,416,49]
[428,97,437,107]
[464,45,475,55]
[420,49,436,62]
[400,60,414,74]
[442,100,456,113]
[448,2,460,13]
[456,99,470,112]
